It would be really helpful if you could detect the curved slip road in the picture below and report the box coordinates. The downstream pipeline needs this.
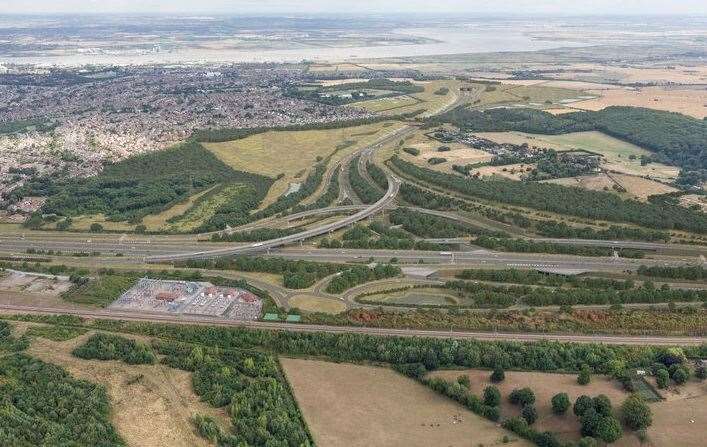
[0,303,702,346]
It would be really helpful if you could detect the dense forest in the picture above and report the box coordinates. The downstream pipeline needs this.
[291,166,341,213]
[637,265,706,281]
[366,161,389,190]
[70,334,312,446]
[72,333,156,364]
[390,208,506,238]
[325,263,402,294]
[473,236,645,258]
[26,142,273,225]
[0,353,124,446]
[182,256,347,289]
[348,155,385,204]
[429,106,706,173]
[251,164,326,220]
[390,156,707,233]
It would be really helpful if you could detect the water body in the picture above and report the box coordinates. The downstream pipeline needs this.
[0,25,589,67]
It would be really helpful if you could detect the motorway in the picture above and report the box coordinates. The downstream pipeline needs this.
[0,303,703,346]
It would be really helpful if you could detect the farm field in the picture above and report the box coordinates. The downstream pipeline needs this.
[288,294,346,314]
[281,358,530,447]
[569,86,707,119]
[429,369,634,444]
[203,121,405,208]
[24,330,230,447]
[474,131,680,181]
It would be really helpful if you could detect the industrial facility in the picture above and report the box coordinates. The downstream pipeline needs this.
[110,278,262,321]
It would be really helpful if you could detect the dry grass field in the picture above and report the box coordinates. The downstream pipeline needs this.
[141,185,218,231]
[281,358,531,447]
[430,368,707,447]
[25,332,230,447]
[570,86,707,119]
[680,194,707,213]
[288,294,346,314]
[355,80,460,117]
[473,163,534,180]
[204,121,405,208]
[545,173,678,201]
[429,369,630,444]
[472,83,591,110]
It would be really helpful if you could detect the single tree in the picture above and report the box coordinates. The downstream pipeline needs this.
[596,416,623,444]
[551,392,570,415]
[621,395,652,431]
[656,369,670,388]
[574,395,593,417]
[509,387,535,406]
[491,367,505,383]
[483,386,501,407]
[521,404,538,425]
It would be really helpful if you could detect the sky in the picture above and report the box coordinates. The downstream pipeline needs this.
[2,0,706,15]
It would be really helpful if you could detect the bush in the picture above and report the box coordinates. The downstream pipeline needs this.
[491,367,505,383]
[509,387,535,406]
[621,394,653,431]
[592,394,612,417]
[483,385,501,406]
[574,395,593,416]
[578,366,591,385]
[89,223,104,233]
[551,392,570,415]
[670,365,690,384]
[457,375,470,388]
[521,404,538,425]
[656,369,670,388]
[596,416,623,444]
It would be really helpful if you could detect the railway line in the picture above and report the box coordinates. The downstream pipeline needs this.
[0,303,703,346]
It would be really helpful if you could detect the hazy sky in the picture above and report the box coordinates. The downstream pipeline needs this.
[2,0,707,15]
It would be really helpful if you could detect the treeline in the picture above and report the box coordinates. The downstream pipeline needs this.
[637,265,706,281]
[391,155,707,233]
[0,353,124,446]
[291,166,341,213]
[78,318,707,374]
[182,256,346,289]
[251,164,326,220]
[446,279,706,307]
[156,340,312,446]
[319,222,444,251]
[473,236,646,258]
[349,156,384,204]
[30,141,273,224]
[534,221,670,242]
[457,269,634,290]
[390,207,507,238]
[326,264,402,294]
[210,227,299,242]
[192,110,422,143]
[366,161,389,190]
[429,106,706,172]
[72,333,156,364]
[399,181,671,242]
[191,184,263,233]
